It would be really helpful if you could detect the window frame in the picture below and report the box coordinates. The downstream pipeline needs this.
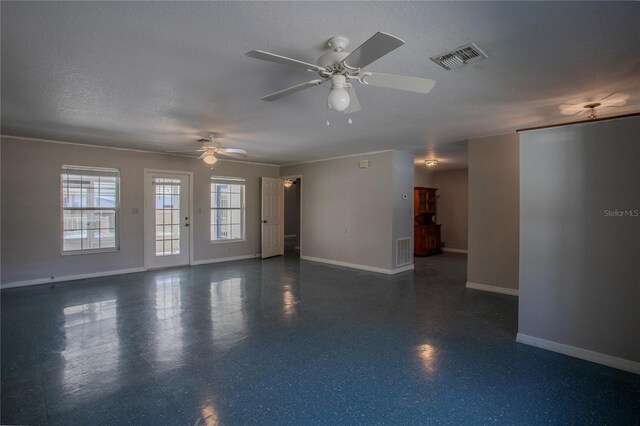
[60,165,121,255]
[210,176,246,244]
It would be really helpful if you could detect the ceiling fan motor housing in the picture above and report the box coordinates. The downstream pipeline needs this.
[327,36,349,52]
[316,50,350,69]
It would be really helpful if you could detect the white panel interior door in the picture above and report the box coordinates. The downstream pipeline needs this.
[261,177,284,258]
[144,171,191,269]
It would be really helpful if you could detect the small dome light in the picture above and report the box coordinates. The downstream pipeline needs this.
[203,153,218,165]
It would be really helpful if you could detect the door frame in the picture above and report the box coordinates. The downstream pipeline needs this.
[143,169,194,269]
[280,174,303,255]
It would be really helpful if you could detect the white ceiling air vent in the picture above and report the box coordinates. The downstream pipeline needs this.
[430,43,488,70]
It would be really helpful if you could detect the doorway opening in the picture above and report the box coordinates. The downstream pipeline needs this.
[283,176,301,258]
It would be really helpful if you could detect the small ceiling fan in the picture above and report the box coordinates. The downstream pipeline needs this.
[559,93,630,120]
[168,134,247,165]
[245,32,436,114]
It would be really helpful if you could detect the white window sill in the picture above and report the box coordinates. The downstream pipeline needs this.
[210,239,245,245]
[61,248,119,256]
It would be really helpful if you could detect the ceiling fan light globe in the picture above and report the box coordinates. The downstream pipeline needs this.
[328,87,350,112]
[203,153,218,165]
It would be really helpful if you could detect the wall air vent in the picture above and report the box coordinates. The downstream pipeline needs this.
[396,237,412,267]
[430,43,488,70]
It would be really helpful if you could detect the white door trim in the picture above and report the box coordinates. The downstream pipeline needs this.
[143,169,194,269]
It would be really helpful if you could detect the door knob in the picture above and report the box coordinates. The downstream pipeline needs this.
[261,220,267,224]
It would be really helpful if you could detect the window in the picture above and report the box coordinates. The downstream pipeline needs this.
[211,177,245,242]
[61,166,120,253]
[153,177,182,256]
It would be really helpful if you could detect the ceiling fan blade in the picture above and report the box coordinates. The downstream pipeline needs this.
[600,92,630,107]
[360,72,435,94]
[341,32,404,70]
[245,50,325,73]
[261,79,326,101]
[218,148,247,155]
[558,104,586,115]
[166,149,206,153]
[216,151,247,159]
[344,86,361,114]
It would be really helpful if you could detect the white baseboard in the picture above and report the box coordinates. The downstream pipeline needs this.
[301,255,414,275]
[2,254,262,290]
[466,281,519,296]
[516,333,640,375]
[442,248,468,254]
[191,254,260,266]
[1,267,147,290]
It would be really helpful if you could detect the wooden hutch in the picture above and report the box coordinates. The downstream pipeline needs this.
[414,187,441,256]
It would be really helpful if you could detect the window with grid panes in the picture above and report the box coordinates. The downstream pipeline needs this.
[61,166,119,253]
[154,177,183,256]
[211,177,245,242]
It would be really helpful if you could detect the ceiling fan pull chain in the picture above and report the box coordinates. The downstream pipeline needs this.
[326,100,330,126]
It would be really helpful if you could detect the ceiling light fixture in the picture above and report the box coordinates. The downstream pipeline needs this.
[425,159,438,167]
[203,153,218,165]
[584,103,600,120]
[283,179,294,188]
[327,75,350,112]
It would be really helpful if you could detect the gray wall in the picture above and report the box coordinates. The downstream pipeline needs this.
[414,165,434,187]
[468,133,520,291]
[519,116,640,363]
[281,150,413,272]
[433,169,468,251]
[391,151,415,267]
[1,136,279,285]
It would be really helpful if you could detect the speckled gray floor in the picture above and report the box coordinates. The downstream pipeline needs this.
[2,254,639,425]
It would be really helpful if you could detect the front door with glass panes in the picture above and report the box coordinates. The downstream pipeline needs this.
[144,171,191,269]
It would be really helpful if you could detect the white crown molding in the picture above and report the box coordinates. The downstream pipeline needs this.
[0,134,280,167]
[466,281,519,296]
[301,255,413,275]
[281,150,393,167]
[516,333,640,375]
[216,158,280,167]
[2,135,396,168]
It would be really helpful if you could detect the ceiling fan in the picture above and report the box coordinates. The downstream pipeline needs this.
[559,93,629,120]
[168,134,247,165]
[245,32,436,114]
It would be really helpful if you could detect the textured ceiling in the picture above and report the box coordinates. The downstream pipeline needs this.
[2,1,639,167]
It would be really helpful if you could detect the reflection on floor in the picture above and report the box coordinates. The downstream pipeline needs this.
[1,254,638,424]
[284,236,299,257]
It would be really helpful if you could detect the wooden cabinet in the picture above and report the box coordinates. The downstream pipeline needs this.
[414,187,441,256]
